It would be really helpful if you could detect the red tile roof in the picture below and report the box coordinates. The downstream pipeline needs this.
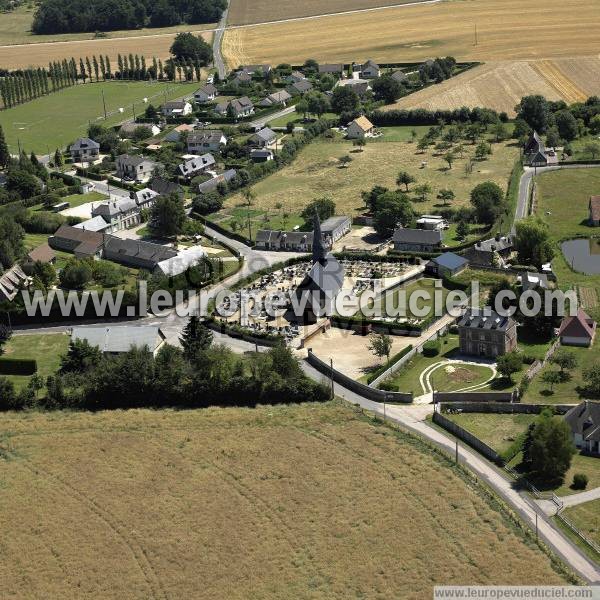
[559,308,596,339]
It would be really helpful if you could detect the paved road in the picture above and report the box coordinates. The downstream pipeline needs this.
[249,105,296,129]
[300,360,600,584]
[212,0,230,80]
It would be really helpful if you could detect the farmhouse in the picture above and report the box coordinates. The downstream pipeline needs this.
[150,177,184,199]
[564,401,600,455]
[393,228,442,253]
[162,101,192,117]
[70,138,100,163]
[71,325,166,356]
[0,265,30,303]
[288,79,313,95]
[91,198,141,233]
[346,116,374,139]
[250,148,274,162]
[523,130,558,167]
[215,97,254,118]
[197,169,237,195]
[49,225,104,259]
[258,90,292,108]
[431,252,468,277]
[156,246,207,277]
[458,308,518,358]
[188,130,227,153]
[255,230,314,252]
[115,155,159,183]
[318,63,344,76]
[359,59,381,78]
[463,235,513,267]
[164,123,195,143]
[26,243,56,265]
[589,196,600,226]
[177,153,216,179]
[103,236,177,271]
[558,308,596,347]
[321,216,351,244]
[249,127,277,148]
[194,83,218,103]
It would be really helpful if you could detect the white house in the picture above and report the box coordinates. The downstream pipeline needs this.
[346,116,374,139]
[70,138,100,163]
[194,83,218,103]
[115,155,159,183]
[360,59,381,79]
[187,130,227,153]
[162,101,193,117]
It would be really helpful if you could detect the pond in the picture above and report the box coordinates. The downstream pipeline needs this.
[561,238,600,275]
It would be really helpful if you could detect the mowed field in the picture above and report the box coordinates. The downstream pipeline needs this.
[225,133,518,217]
[0,29,213,70]
[387,58,600,116]
[227,0,433,25]
[0,402,571,599]
[222,0,600,68]
[0,81,199,153]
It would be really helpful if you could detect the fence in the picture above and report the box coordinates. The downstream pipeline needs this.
[306,350,413,404]
[434,391,516,403]
[432,411,505,465]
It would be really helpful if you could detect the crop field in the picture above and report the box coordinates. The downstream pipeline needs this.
[227,0,433,26]
[0,5,216,47]
[0,80,199,153]
[225,132,518,220]
[389,58,600,116]
[222,0,600,70]
[0,29,213,70]
[0,402,571,598]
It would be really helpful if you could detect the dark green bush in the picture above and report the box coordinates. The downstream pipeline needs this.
[572,473,588,490]
[0,358,37,375]
[422,340,440,357]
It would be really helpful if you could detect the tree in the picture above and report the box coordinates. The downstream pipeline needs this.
[550,349,578,376]
[0,124,10,168]
[60,338,102,373]
[372,75,402,103]
[413,183,432,203]
[330,86,360,114]
[438,188,455,206]
[514,216,555,267]
[0,323,12,356]
[192,193,223,215]
[545,127,560,148]
[149,193,186,238]
[555,109,578,142]
[470,181,505,225]
[0,377,17,410]
[474,141,492,160]
[584,142,600,159]
[300,197,335,223]
[496,351,522,382]
[54,148,63,167]
[491,122,509,142]
[338,154,352,168]
[305,91,330,117]
[455,220,469,240]
[541,369,562,392]
[353,138,366,152]
[368,333,393,365]
[524,410,575,481]
[59,258,92,289]
[443,150,456,169]
[396,171,415,192]
[516,95,552,133]
[170,32,212,65]
[180,316,213,361]
[361,185,388,213]
[582,363,600,398]
[372,190,415,237]
[295,99,309,120]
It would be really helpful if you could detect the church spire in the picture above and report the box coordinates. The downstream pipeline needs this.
[312,211,327,265]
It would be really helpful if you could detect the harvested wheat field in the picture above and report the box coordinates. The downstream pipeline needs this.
[387,57,600,116]
[222,0,600,68]
[227,0,432,26]
[0,30,213,70]
[0,402,571,599]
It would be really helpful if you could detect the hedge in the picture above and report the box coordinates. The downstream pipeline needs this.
[330,314,430,333]
[50,171,82,187]
[366,344,413,384]
[0,358,37,375]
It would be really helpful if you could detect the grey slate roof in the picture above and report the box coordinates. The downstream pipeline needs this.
[74,215,112,232]
[71,325,165,353]
[433,252,468,271]
[457,308,514,332]
[117,154,147,168]
[197,169,237,194]
[393,228,442,245]
[196,83,217,96]
[70,137,100,151]
[250,149,274,160]
[288,79,313,94]
[178,153,216,177]
[188,130,225,145]
[318,63,344,74]
[565,401,600,442]
[250,127,277,144]
[103,236,177,266]
[475,235,513,253]
[92,198,138,218]
[391,70,407,83]
[321,216,351,234]
[150,177,183,198]
[256,230,313,245]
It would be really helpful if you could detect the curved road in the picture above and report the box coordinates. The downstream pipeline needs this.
[212,0,230,80]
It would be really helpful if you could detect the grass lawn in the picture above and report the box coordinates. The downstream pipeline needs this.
[225,134,518,219]
[430,363,495,392]
[561,499,600,547]
[267,111,338,128]
[445,412,537,456]
[2,333,69,391]
[383,334,460,395]
[0,81,199,153]
[62,191,108,209]
[535,168,600,294]
[0,401,572,597]
[380,277,450,320]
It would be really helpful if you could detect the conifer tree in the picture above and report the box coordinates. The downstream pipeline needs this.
[0,125,11,168]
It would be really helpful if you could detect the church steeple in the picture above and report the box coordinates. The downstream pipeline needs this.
[312,211,327,265]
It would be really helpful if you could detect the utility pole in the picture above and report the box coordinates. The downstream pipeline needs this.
[474,24,478,46]
[132,103,136,121]
[330,358,334,399]
[535,511,538,541]
[455,439,459,463]
[101,89,107,120]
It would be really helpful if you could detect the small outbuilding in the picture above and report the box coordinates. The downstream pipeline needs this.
[431,252,468,277]
[558,308,596,347]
